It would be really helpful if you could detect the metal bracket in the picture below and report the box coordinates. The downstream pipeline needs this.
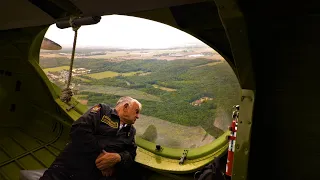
[66,104,75,111]
[69,16,81,31]
[231,89,255,180]
[179,150,188,165]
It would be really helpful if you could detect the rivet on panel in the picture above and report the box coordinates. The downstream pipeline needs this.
[236,144,240,149]
[244,148,249,155]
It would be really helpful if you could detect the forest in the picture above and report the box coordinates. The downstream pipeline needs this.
[40,57,240,138]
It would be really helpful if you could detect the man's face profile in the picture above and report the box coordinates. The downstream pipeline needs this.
[120,102,140,124]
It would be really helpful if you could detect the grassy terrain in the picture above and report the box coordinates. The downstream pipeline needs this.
[152,85,177,92]
[122,71,144,76]
[194,61,223,68]
[73,76,91,82]
[85,71,119,79]
[73,95,88,99]
[85,70,144,79]
[43,66,69,73]
[80,85,161,102]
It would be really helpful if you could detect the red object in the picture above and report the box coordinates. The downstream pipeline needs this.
[226,119,237,177]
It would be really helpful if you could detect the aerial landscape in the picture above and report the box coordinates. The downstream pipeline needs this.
[39,44,240,149]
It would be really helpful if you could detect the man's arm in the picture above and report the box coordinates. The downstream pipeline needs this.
[69,104,104,153]
[95,128,137,170]
[117,128,137,169]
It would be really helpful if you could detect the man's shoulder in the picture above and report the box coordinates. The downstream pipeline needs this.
[90,103,112,114]
[96,103,112,109]
[100,103,112,112]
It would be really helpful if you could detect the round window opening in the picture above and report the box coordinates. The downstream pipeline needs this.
[39,15,241,149]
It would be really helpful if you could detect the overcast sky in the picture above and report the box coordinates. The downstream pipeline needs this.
[44,15,207,49]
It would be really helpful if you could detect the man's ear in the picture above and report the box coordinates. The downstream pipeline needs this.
[123,103,129,111]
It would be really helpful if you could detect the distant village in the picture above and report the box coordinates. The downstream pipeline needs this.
[153,51,214,58]
[58,51,106,57]
[46,68,90,86]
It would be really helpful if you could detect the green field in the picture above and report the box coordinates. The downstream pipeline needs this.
[85,71,119,79]
[194,61,223,68]
[43,66,69,73]
[122,71,144,76]
[73,76,91,82]
[85,71,144,79]
[152,85,177,92]
[73,95,88,99]
[80,85,161,102]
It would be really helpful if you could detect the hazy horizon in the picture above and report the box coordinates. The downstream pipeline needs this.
[40,44,208,51]
[44,15,208,49]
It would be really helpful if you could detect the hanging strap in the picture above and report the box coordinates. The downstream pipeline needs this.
[60,17,80,103]
[57,16,101,103]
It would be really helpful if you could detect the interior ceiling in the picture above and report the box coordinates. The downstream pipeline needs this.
[1,0,206,30]
[73,0,207,16]
[0,0,55,30]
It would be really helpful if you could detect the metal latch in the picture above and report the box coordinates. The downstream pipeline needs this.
[179,150,188,165]
[155,144,163,152]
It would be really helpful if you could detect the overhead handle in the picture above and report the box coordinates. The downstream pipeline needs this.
[56,16,101,29]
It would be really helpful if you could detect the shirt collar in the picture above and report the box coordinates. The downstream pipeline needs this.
[119,124,127,129]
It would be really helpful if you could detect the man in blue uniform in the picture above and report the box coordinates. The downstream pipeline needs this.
[40,96,142,180]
